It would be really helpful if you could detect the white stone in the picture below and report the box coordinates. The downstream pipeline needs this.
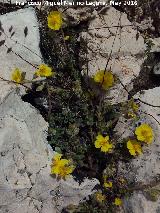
[0,8,42,103]
[115,87,160,212]
[123,192,160,213]
[63,7,96,26]
[80,7,145,104]
[0,91,99,213]
[0,0,26,4]
[151,37,160,52]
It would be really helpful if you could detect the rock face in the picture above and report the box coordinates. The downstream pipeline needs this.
[115,87,160,212]
[0,91,98,213]
[63,7,96,26]
[120,0,160,38]
[0,8,42,103]
[79,7,145,104]
[123,191,160,213]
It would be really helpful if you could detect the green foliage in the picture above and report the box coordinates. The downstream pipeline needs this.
[144,37,155,56]
[48,68,117,169]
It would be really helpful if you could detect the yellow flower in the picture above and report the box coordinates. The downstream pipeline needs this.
[47,11,62,30]
[35,64,53,77]
[51,153,75,179]
[95,192,106,203]
[95,134,113,153]
[51,153,67,175]
[135,123,154,144]
[11,68,23,84]
[58,165,75,179]
[104,181,112,188]
[114,198,122,206]
[127,140,142,156]
[93,70,114,90]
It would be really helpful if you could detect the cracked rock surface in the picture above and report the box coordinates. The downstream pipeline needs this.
[0,8,42,103]
[115,87,160,213]
[79,7,145,104]
[0,91,98,213]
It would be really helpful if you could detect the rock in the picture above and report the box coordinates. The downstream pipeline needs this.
[123,191,160,213]
[119,0,160,38]
[0,0,26,4]
[115,87,160,212]
[79,7,145,104]
[0,8,42,103]
[0,91,99,213]
[63,7,96,26]
[151,38,160,53]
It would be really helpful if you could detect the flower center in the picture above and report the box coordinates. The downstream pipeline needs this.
[100,139,107,146]
[141,130,148,137]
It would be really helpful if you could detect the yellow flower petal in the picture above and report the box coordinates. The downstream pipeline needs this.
[47,11,62,31]
[95,192,106,203]
[114,198,122,206]
[135,123,154,144]
[51,153,75,179]
[11,68,23,84]
[127,140,142,156]
[104,181,112,188]
[95,140,101,148]
[53,153,62,161]
[93,70,114,90]
[94,134,112,153]
[101,143,112,152]
[35,64,53,77]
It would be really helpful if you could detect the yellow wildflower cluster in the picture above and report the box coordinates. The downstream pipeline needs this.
[47,11,62,31]
[93,70,114,90]
[95,191,122,206]
[11,64,54,84]
[127,123,154,156]
[51,153,75,179]
[95,134,113,153]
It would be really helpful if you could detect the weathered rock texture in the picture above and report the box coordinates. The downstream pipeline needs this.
[0,7,42,103]
[0,91,98,213]
[115,87,160,212]
[123,191,160,213]
[79,7,145,104]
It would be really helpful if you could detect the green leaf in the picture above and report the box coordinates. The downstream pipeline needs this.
[54,147,62,154]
